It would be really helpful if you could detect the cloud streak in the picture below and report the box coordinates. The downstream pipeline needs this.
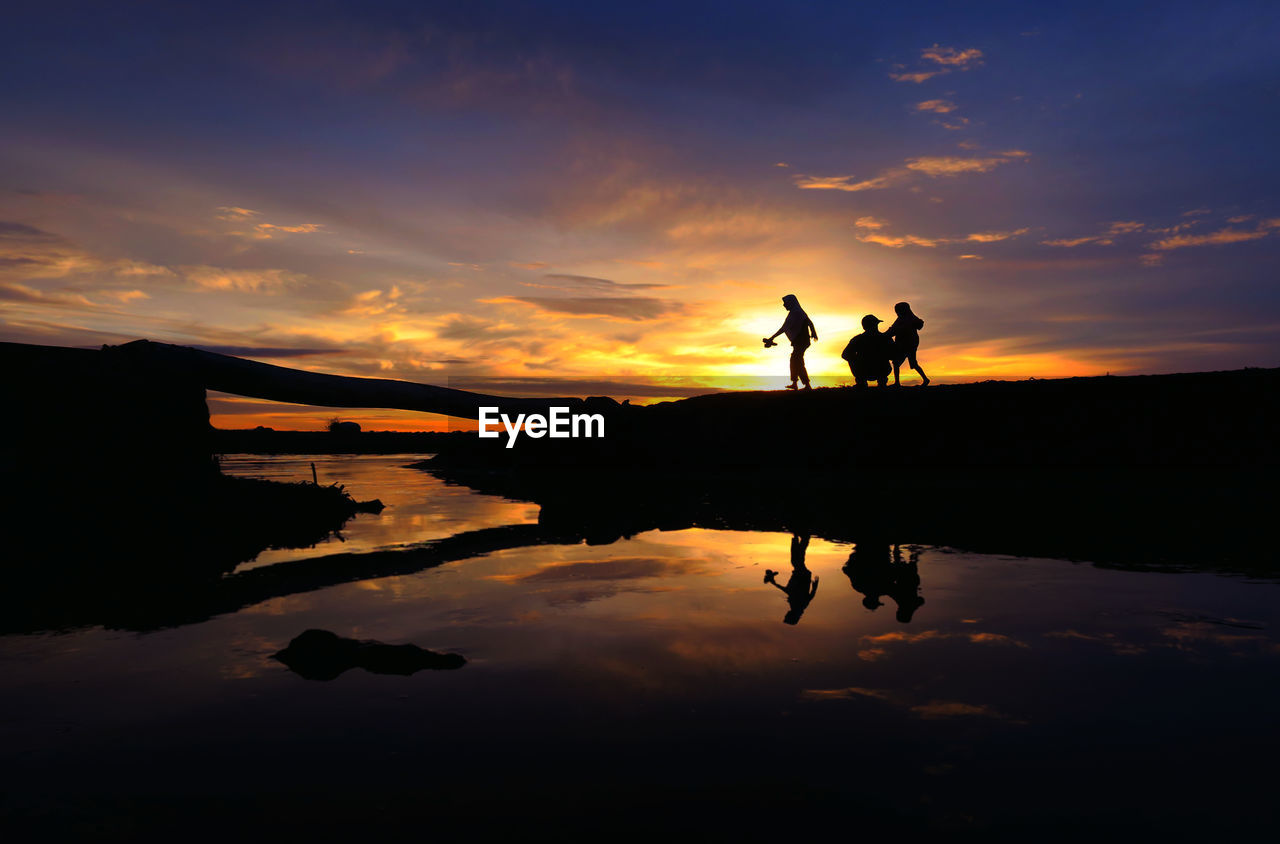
[485,296,686,321]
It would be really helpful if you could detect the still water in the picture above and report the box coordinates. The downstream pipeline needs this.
[3,455,1278,836]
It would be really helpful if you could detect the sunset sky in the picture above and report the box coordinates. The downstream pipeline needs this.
[3,1,1278,430]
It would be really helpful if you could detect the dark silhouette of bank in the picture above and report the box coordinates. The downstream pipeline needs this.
[273,629,465,680]
[842,541,925,623]
[764,533,819,624]
[884,301,929,387]
[764,294,817,390]
[842,314,894,387]
[2,338,1278,637]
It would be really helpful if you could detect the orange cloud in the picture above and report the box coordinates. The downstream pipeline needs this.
[182,265,307,293]
[857,233,941,248]
[1042,235,1113,247]
[922,45,984,67]
[965,228,1029,243]
[254,222,324,236]
[215,206,260,220]
[794,171,906,192]
[858,225,1028,249]
[1149,227,1270,251]
[905,154,1022,176]
[889,70,945,83]
[914,99,957,113]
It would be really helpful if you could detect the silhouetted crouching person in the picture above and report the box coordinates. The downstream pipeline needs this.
[842,541,925,624]
[765,294,817,390]
[764,533,819,624]
[842,314,893,388]
[884,301,929,386]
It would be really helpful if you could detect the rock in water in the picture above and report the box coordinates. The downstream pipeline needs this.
[273,629,465,681]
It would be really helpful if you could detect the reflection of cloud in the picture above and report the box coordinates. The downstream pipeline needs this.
[864,629,946,644]
[802,687,1016,722]
[862,629,1027,647]
[910,701,1005,720]
[1044,629,1146,655]
[801,686,895,702]
[489,556,707,584]
[966,632,1028,647]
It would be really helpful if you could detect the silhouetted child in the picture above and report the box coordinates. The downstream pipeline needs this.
[763,533,819,625]
[764,294,817,390]
[883,301,929,386]
[841,314,892,387]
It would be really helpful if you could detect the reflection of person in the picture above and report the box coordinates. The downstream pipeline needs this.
[842,541,924,623]
[883,302,929,387]
[764,533,819,624]
[841,315,892,388]
[886,544,925,623]
[765,294,818,390]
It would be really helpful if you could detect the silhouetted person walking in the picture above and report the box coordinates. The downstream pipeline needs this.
[764,533,819,624]
[884,301,929,386]
[841,314,892,387]
[764,294,817,390]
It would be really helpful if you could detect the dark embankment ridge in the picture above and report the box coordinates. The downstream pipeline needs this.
[1,342,379,588]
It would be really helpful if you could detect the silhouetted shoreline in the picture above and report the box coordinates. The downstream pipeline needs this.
[3,340,1276,594]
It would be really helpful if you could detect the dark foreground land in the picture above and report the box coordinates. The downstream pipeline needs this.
[2,341,1280,840]
[3,340,1277,578]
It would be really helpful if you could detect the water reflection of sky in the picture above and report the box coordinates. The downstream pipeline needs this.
[219,454,540,568]
[2,456,1278,833]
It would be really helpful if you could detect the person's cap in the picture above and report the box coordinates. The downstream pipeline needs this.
[861,314,882,329]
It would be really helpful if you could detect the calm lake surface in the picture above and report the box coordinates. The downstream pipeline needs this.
[3,455,1278,836]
